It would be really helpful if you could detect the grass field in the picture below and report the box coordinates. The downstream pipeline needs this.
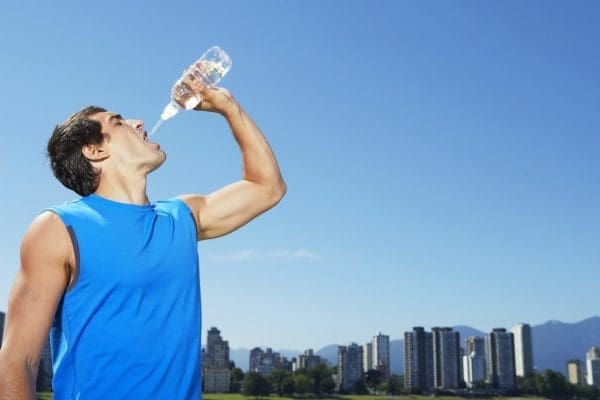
[203,394,547,400]
[38,392,548,400]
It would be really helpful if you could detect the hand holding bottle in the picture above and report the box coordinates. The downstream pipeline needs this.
[149,46,232,136]
[188,84,238,116]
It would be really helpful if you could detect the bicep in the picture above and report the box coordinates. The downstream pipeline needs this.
[179,180,281,241]
[2,212,71,368]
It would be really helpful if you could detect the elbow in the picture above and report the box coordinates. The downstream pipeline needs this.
[268,179,287,205]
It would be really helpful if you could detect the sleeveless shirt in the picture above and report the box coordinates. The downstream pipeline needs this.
[46,193,201,399]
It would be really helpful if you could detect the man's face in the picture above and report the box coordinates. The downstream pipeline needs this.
[90,111,166,174]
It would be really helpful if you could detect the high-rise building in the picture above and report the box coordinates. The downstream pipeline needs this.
[279,357,293,372]
[432,327,461,389]
[337,343,363,392]
[202,327,231,393]
[373,333,390,379]
[249,347,264,372]
[465,336,486,358]
[404,327,433,391]
[511,323,534,377]
[249,347,283,376]
[463,337,486,388]
[587,347,600,388]
[296,349,323,371]
[363,342,373,372]
[0,311,5,348]
[36,340,53,392]
[566,359,584,385]
[486,328,516,389]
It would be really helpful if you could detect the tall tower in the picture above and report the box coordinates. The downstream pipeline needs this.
[566,359,584,385]
[337,343,363,392]
[587,347,600,388]
[362,342,373,372]
[296,349,323,371]
[465,336,486,358]
[249,347,264,372]
[404,327,433,391]
[486,328,516,389]
[511,323,533,377]
[202,327,231,393]
[372,333,390,379]
[432,327,460,389]
[463,337,486,388]
[0,311,5,349]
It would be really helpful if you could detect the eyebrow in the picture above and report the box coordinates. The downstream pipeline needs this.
[108,113,123,122]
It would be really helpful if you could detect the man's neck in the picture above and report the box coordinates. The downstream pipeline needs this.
[93,173,150,205]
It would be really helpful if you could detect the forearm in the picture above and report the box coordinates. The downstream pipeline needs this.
[0,352,36,400]
[223,103,285,191]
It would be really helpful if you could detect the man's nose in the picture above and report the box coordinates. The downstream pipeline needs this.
[127,119,144,131]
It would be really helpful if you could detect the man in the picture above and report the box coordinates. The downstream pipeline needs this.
[0,84,286,399]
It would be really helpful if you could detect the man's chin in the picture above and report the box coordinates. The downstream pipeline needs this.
[147,151,167,174]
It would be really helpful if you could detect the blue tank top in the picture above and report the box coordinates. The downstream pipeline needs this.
[47,194,201,399]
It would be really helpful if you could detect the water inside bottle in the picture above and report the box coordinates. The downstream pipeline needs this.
[149,59,229,136]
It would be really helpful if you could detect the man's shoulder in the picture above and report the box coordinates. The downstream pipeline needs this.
[46,197,95,219]
[47,197,86,212]
[154,196,193,214]
[22,211,72,259]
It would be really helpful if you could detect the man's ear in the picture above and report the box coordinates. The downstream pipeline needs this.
[82,143,108,162]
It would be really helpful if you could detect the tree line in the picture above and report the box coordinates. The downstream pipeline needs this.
[517,370,600,400]
[228,361,600,400]
[228,362,404,399]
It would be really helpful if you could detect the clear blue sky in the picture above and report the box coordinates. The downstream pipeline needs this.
[1,1,598,351]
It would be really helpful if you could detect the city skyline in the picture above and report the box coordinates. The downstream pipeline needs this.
[199,324,600,391]
[21,316,600,393]
[1,1,599,351]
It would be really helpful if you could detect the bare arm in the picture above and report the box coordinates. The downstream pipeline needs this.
[0,212,72,399]
[180,85,286,240]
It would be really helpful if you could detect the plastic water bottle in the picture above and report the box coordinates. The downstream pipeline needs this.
[150,46,232,135]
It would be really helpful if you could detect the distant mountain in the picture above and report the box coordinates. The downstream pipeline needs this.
[316,344,338,365]
[230,317,600,374]
[533,316,600,373]
[453,325,486,339]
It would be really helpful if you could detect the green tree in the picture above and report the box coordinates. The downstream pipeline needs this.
[320,376,336,395]
[517,372,537,395]
[386,374,403,395]
[294,374,313,396]
[269,369,292,395]
[230,367,245,393]
[542,369,570,400]
[242,372,271,399]
[352,379,368,394]
[308,363,332,396]
[575,383,600,400]
[281,376,295,396]
[535,372,548,395]
[365,369,382,392]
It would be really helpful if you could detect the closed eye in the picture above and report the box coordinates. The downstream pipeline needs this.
[108,113,124,126]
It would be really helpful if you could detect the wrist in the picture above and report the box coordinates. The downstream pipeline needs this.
[220,100,243,119]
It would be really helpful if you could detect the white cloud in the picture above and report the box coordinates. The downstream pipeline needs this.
[205,248,321,263]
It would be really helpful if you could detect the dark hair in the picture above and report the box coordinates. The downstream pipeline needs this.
[47,106,107,196]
